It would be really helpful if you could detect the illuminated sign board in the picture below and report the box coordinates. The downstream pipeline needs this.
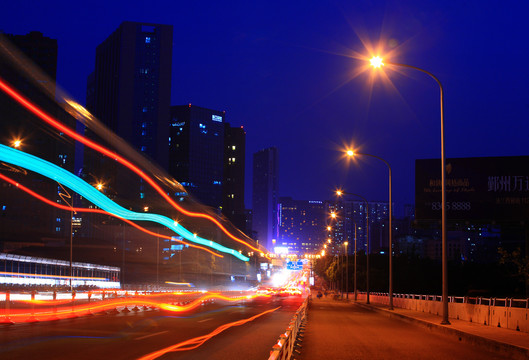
[286,260,304,270]
[415,156,529,221]
[212,115,223,122]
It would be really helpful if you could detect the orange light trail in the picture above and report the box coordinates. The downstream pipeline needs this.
[0,78,261,254]
[2,293,270,323]
[137,306,281,359]
[165,281,193,287]
[0,173,223,258]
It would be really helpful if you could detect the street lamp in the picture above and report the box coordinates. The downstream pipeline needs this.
[346,149,393,310]
[336,190,370,304]
[369,56,449,324]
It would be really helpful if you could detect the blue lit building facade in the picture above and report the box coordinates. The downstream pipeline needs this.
[169,105,225,209]
[278,198,327,255]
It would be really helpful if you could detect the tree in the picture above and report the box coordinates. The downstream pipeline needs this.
[498,247,529,296]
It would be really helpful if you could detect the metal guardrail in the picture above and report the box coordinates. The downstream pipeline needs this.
[268,295,310,360]
[367,292,529,309]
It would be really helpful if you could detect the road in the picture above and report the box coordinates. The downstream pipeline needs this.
[0,295,303,360]
[298,298,508,360]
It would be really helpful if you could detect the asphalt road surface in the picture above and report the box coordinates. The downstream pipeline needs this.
[1,295,303,360]
[298,299,508,360]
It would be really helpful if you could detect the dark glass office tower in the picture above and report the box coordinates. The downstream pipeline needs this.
[89,21,173,177]
[252,147,279,251]
[169,105,225,209]
[223,124,246,230]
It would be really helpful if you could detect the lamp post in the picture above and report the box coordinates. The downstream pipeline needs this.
[336,190,370,304]
[346,150,393,310]
[354,223,357,301]
[344,241,349,300]
[369,56,449,324]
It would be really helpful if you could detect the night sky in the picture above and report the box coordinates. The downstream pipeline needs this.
[2,1,528,216]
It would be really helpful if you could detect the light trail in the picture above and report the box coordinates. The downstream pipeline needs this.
[165,282,194,287]
[0,77,262,255]
[2,293,271,323]
[137,306,281,359]
[0,146,248,261]
[0,173,224,258]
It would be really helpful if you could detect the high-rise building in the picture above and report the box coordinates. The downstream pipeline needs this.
[223,124,246,230]
[88,21,173,176]
[278,197,327,255]
[169,105,225,209]
[0,31,73,244]
[252,147,279,250]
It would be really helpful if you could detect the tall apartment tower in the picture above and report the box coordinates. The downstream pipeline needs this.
[169,105,225,209]
[89,22,173,172]
[223,124,246,230]
[252,147,279,250]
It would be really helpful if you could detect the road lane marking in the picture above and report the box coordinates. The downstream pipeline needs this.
[135,331,169,340]
[198,318,213,323]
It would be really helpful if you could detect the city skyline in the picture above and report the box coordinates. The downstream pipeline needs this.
[1,1,528,215]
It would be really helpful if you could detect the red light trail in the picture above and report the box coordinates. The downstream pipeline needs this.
[0,172,223,258]
[1,292,271,323]
[137,306,281,359]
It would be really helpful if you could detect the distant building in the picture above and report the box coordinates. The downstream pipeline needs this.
[169,105,225,209]
[329,199,390,255]
[278,198,327,255]
[223,124,246,230]
[88,21,173,201]
[252,147,279,250]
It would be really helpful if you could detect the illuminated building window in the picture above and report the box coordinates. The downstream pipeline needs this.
[145,36,151,43]
[141,146,147,152]
[232,145,236,150]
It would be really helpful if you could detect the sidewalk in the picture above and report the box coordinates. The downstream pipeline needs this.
[297,292,529,360]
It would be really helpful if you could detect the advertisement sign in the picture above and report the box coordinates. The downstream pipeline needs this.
[415,156,529,221]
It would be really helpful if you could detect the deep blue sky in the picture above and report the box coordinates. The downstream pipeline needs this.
[2,1,528,215]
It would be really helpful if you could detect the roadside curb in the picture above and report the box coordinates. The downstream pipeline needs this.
[355,302,529,360]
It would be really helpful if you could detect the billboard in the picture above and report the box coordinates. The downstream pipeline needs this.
[415,156,529,221]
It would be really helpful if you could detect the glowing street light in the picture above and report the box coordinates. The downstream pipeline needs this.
[12,139,21,148]
[346,149,394,310]
[369,56,383,68]
[369,55,449,324]
[96,183,103,191]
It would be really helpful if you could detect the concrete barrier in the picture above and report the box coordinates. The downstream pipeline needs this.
[507,308,528,332]
[358,292,528,334]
